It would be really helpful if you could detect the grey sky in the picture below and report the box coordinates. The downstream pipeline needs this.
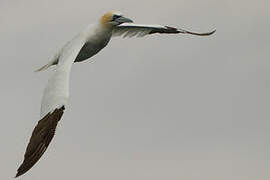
[1,0,270,179]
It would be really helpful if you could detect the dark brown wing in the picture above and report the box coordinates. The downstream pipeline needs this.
[15,106,65,178]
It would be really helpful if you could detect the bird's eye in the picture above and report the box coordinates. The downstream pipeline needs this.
[112,15,121,20]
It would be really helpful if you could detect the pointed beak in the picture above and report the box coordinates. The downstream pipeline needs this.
[116,16,133,24]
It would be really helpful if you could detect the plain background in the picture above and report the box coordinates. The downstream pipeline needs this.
[1,0,269,179]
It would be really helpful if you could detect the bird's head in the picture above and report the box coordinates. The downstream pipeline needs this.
[100,11,133,27]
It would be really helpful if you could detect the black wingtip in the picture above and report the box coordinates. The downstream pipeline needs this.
[15,106,65,178]
[209,29,216,35]
[15,166,27,178]
[14,173,20,178]
[177,27,216,36]
[187,29,216,36]
[15,170,22,178]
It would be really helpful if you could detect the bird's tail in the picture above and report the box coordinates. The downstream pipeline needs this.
[35,58,58,72]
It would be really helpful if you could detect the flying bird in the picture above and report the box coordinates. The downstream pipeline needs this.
[16,11,215,177]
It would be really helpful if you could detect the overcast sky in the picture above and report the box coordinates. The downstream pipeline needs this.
[1,0,270,179]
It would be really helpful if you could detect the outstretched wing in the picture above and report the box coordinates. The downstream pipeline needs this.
[112,23,216,38]
[16,35,86,178]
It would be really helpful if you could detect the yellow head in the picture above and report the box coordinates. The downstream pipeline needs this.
[100,11,133,27]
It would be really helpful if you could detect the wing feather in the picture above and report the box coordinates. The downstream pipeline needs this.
[15,107,65,177]
[40,35,86,118]
[16,34,86,177]
[113,23,215,38]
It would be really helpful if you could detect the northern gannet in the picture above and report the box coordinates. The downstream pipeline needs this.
[16,11,215,177]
